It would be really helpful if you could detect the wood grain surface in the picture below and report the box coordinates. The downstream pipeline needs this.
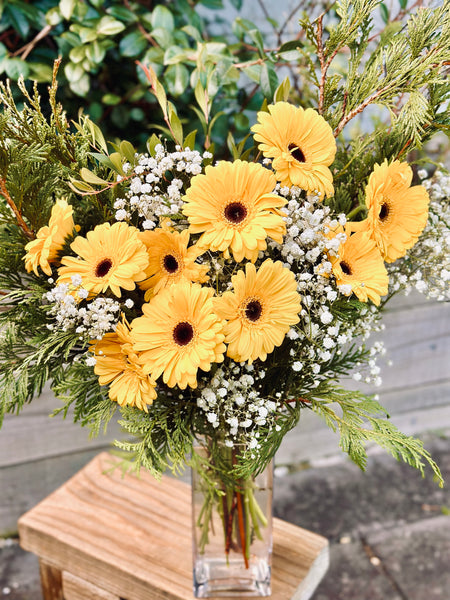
[19,452,329,600]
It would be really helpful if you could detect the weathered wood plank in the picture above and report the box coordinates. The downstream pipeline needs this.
[19,452,329,600]
[63,571,120,600]
[39,562,63,600]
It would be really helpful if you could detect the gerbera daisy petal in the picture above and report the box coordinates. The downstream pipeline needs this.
[251,102,336,198]
[131,281,225,389]
[24,199,77,276]
[89,320,157,412]
[329,229,389,306]
[213,259,301,364]
[362,160,430,263]
[138,228,209,300]
[57,222,149,298]
[182,160,286,263]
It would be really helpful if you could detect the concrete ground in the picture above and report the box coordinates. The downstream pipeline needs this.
[1,430,449,600]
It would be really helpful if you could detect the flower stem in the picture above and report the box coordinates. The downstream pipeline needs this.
[346,204,367,221]
[236,490,249,569]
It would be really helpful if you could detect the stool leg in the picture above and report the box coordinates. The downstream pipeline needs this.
[39,561,64,600]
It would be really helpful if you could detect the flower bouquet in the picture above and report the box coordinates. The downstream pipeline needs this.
[1,1,449,597]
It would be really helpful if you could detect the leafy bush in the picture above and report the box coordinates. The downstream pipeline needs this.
[0,0,289,149]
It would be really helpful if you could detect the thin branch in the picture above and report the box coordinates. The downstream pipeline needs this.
[234,57,266,69]
[11,24,53,60]
[334,84,392,137]
[317,13,326,114]
[0,177,34,239]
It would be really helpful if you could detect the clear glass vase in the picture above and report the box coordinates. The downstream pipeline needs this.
[191,445,273,597]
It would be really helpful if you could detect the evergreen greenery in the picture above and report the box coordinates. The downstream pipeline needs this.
[0,0,448,489]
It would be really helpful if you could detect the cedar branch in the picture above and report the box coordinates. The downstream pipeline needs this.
[0,177,34,239]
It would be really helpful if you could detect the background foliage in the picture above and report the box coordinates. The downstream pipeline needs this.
[3,0,445,158]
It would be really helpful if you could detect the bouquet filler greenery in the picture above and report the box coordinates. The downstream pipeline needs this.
[0,0,449,569]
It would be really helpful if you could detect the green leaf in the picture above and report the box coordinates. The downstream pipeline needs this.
[168,103,183,144]
[64,61,84,83]
[69,45,86,64]
[109,152,126,175]
[279,40,303,53]
[119,31,147,58]
[87,120,108,153]
[28,62,54,83]
[248,29,265,58]
[69,74,90,97]
[46,7,62,26]
[77,26,98,43]
[183,130,197,150]
[164,45,191,65]
[165,63,189,96]
[274,76,291,102]
[59,0,76,20]
[102,93,121,105]
[234,112,249,131]
[4,5,30,38]
[260,62,278,99]
[85,40,106,64]
[181,25,203,42]
[151,5,175,31]
[80,168,108,185]
[4,58,30,80]
[147,133,161,156]
[0,43,8,63]
[399,0,407,7]
[68,179,95,194]
[119,140,136,164]
[380,3,389,24]
[106,6,138,23]
[96,16,126,36]
[150,27,173,49]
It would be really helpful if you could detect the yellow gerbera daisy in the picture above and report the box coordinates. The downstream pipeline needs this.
[24,199,77,276]
[329,229,389,306]
[251,102,336,198]
[90,320,157,411]
[131,281,226,389]
[213,259,301,364]
[182,159,286,263]
[357,160,430,263]
[138,228,209,300]
[57,222,149,298]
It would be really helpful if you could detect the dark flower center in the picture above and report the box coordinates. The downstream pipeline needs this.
[288,143,306,163]
[245,300,263,322]
[173,321,194,346]
[163,254,179,273]
[224,202,248,224]
[340,261,352,276]
[379,202,389,221]
[95,258,113,278]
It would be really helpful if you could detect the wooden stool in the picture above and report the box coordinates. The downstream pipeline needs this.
[18,452,329,600]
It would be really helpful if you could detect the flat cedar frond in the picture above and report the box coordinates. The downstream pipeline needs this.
[308,388,444,487]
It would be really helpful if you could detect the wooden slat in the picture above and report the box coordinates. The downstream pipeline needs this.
[19,452,329,600]
[39,561,63,600]
[63,571,120,600]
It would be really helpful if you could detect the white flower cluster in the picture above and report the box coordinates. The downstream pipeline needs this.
[45,280,121,339]
[389,168,450,301]
[114,145,212,229]
[268,187,385,386]
[197,363,277,454]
